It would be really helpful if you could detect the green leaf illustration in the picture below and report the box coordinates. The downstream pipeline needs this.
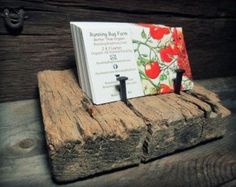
[139,71,146,80]
[160,74,165,81]
[141,30,147,39]
[137,57,148,66]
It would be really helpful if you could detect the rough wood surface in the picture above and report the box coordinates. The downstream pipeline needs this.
[37,69,231,181]
[129,84,231,161]
[0,76,236,187]
[0,0,236,102]
[37,69,146,182]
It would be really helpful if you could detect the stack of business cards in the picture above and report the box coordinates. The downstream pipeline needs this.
[70,22,193,105]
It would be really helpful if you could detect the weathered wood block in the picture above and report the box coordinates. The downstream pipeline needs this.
[38,70,146,182]
[37,69,231,182]
[129,84,231,161]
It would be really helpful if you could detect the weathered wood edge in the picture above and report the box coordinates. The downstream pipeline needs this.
[37,69,231,181]
[37,69,147,182]
[128,82,231,161]
[0,75,235,187]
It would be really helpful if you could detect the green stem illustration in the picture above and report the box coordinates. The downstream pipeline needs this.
[161,58,177,72]
[133,39,158,60]
[139,70,159,88]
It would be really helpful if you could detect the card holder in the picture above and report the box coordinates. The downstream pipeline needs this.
[70,22,194,105]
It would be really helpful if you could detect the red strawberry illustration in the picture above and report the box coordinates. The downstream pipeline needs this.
[172,28,192,79]
[150,26,170,40]
[160,45,176,63]
[145,61,161,79]
[139,23,170,40]
[160,84,173,93]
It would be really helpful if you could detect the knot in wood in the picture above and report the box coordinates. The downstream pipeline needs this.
[18,138,34,149]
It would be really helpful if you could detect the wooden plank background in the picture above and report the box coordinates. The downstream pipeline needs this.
[0,0,236,102]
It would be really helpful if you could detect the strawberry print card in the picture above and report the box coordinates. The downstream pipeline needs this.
[70,22,193,104]
[132,23,193,95]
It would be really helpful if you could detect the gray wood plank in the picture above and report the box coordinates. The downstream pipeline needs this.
[0,114,235,187]
[0,100,46,160]
[221,179,236,187]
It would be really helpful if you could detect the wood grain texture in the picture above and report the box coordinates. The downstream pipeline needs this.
[0,76,236,186]
[37,69,146,182]
[37,69,231,181]
[0,0,236,102]
[0,99,45,160]
[128,83,231,161]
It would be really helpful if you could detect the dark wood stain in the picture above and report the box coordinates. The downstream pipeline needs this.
[0,0,236,102]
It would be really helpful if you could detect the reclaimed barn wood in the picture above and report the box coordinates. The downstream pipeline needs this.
[38,69,146,182]
[37,69,231,181]
[0,0,236,102]
[129,84,231,161]
[1,76,236,187]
